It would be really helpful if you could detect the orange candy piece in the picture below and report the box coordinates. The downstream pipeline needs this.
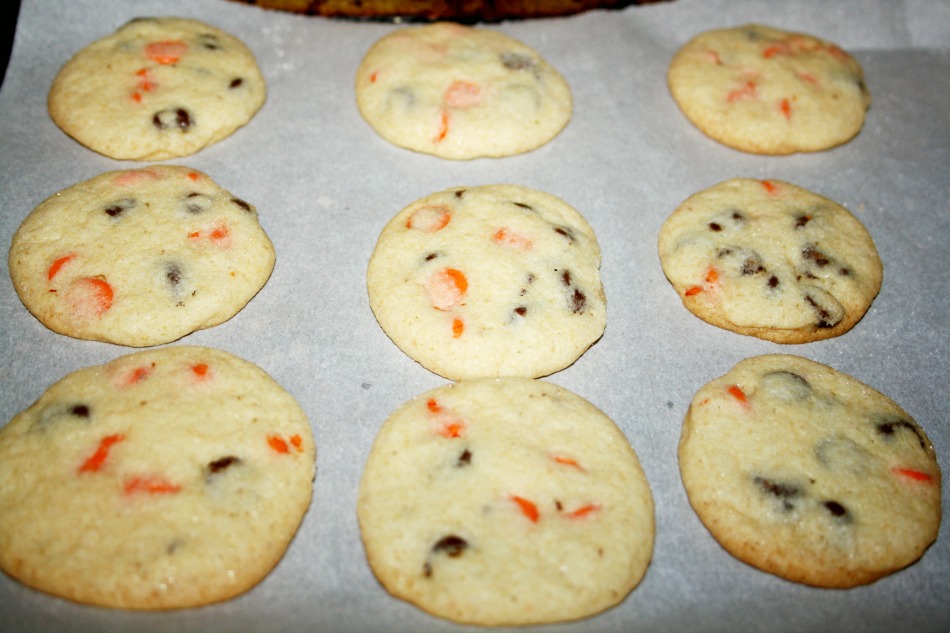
[66,277,114,317]
[406,205,451,232]
[124,475,181,495]
[512,495,539,523]
[78,434,125,473]
[426,398,467,437]
[443,80,482,109]
[492,228,533,250]
[145,40,188,65]
[47,254,76,281]
[425,268,468,311]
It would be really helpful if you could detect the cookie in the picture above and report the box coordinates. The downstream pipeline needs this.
[678,354,941,588]
[0,346,315,609]
[667,24,870,154]
[355,23,572,159]
[357,377,654,625]
[367,185,605,380]
[657,178,882,343]
[48,17,266,161]
[229,0,644,22]
[9,165,275,347]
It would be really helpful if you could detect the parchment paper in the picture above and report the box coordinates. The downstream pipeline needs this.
[0,1,948,631]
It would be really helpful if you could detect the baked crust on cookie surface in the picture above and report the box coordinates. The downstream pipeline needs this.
[658,178,882,343]
[9,165,275,347]
[679,355,941,588]
[228,0,649,22]
[367,185,605,379]
[0,346,315,609]
[355,22,572,159]
[48,17,265,160]
[358,377,654,625]
[667,24,870,154]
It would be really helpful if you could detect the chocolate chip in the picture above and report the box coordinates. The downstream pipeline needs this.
[571,288,587,313]
[183,192,213,214]
[755,477,800,499]
[708,222,722,232]
[165,263,183,287]
[513,306,528,317]
[519,273,536,296]
[229,78,243,89]
[32,403,95,432]
[553,226,576,243]
[876,419,927,450]
[425,535,470,574]
[804,295,835,328]
[560,269,588,313]
[231,197,251,212]
[767,371,809,388]
[512,201,534,211]
[153,108,193,131]
[823,500,849,520]
[501,52,536,71]
[740,255,766,275]
[388,86,416,108]
[795,214,812,228]
[717,247,734,258]
[815,438,870,472]
[198,33,221,50]
[454,189,466,198]
[104,198,138,218]
[744,26,765,41]
[208,455,241,474]
[768,275,780,288]
[69,404,91,418]
[754,476,801,511]
[432,535,468,557]
[802,245,830,267]
[760,371,812,402]
[731,210,745,223]
[457,449,472,466]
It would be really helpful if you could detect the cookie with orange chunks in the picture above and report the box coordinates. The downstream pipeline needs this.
[9,165,275,346]
[678,355,941,588]
[48,17,265,160]
[355,22,572,159]
[358,377,654,625]
[366,185,605,380]
[658,178,882,343]
[667,23,870,154]
[0,346,315,609]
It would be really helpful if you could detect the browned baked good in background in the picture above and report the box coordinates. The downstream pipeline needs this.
[225,0,665,22]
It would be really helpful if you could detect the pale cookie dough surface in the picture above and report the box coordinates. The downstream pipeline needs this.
[9,165,275,347]
[358,377,654,626]
[367,185,605,380]
[667,23,870,155]
[48,17,266,161]
[355,22,573,159]
[658,178,882,343]
[0,346,316,609]
[679,355,941,588]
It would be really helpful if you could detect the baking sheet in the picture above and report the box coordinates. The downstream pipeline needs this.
[0,0,948,631]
